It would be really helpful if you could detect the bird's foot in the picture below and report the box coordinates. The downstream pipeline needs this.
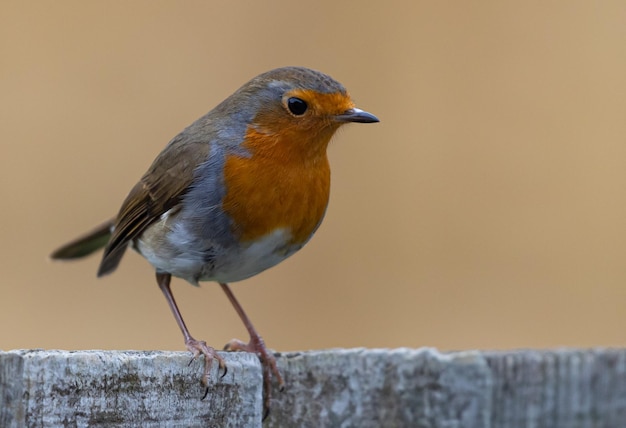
[186,337,227,394]
[224,333,284,419]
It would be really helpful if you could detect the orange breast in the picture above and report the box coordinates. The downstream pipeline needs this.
[221,127,332,246]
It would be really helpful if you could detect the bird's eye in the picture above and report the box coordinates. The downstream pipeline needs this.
[287,97,308,116]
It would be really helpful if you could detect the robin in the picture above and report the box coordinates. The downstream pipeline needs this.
[51,66,379,416]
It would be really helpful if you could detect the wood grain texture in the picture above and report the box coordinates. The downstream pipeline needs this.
[2,348,626,427]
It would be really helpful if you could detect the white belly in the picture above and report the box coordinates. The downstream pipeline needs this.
[136,226,300,285]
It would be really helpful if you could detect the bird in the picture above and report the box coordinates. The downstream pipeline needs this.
[50,66,379,416]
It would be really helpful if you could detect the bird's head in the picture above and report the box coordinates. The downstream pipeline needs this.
[223,67,379,163]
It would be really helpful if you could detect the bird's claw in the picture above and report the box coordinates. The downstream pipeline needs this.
[185,337,227,390]
[224,334,284,419]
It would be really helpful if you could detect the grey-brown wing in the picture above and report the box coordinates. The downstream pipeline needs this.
[97,139,210,276]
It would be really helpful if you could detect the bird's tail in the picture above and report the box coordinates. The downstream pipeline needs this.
[50,219,114,260]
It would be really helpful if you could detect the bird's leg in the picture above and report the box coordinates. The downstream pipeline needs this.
[219,282,284,418]
[156,272,226,390]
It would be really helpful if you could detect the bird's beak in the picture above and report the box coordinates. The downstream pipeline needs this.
[334,108,380,123]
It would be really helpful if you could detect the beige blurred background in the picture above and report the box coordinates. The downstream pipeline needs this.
[2,1,626,355]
